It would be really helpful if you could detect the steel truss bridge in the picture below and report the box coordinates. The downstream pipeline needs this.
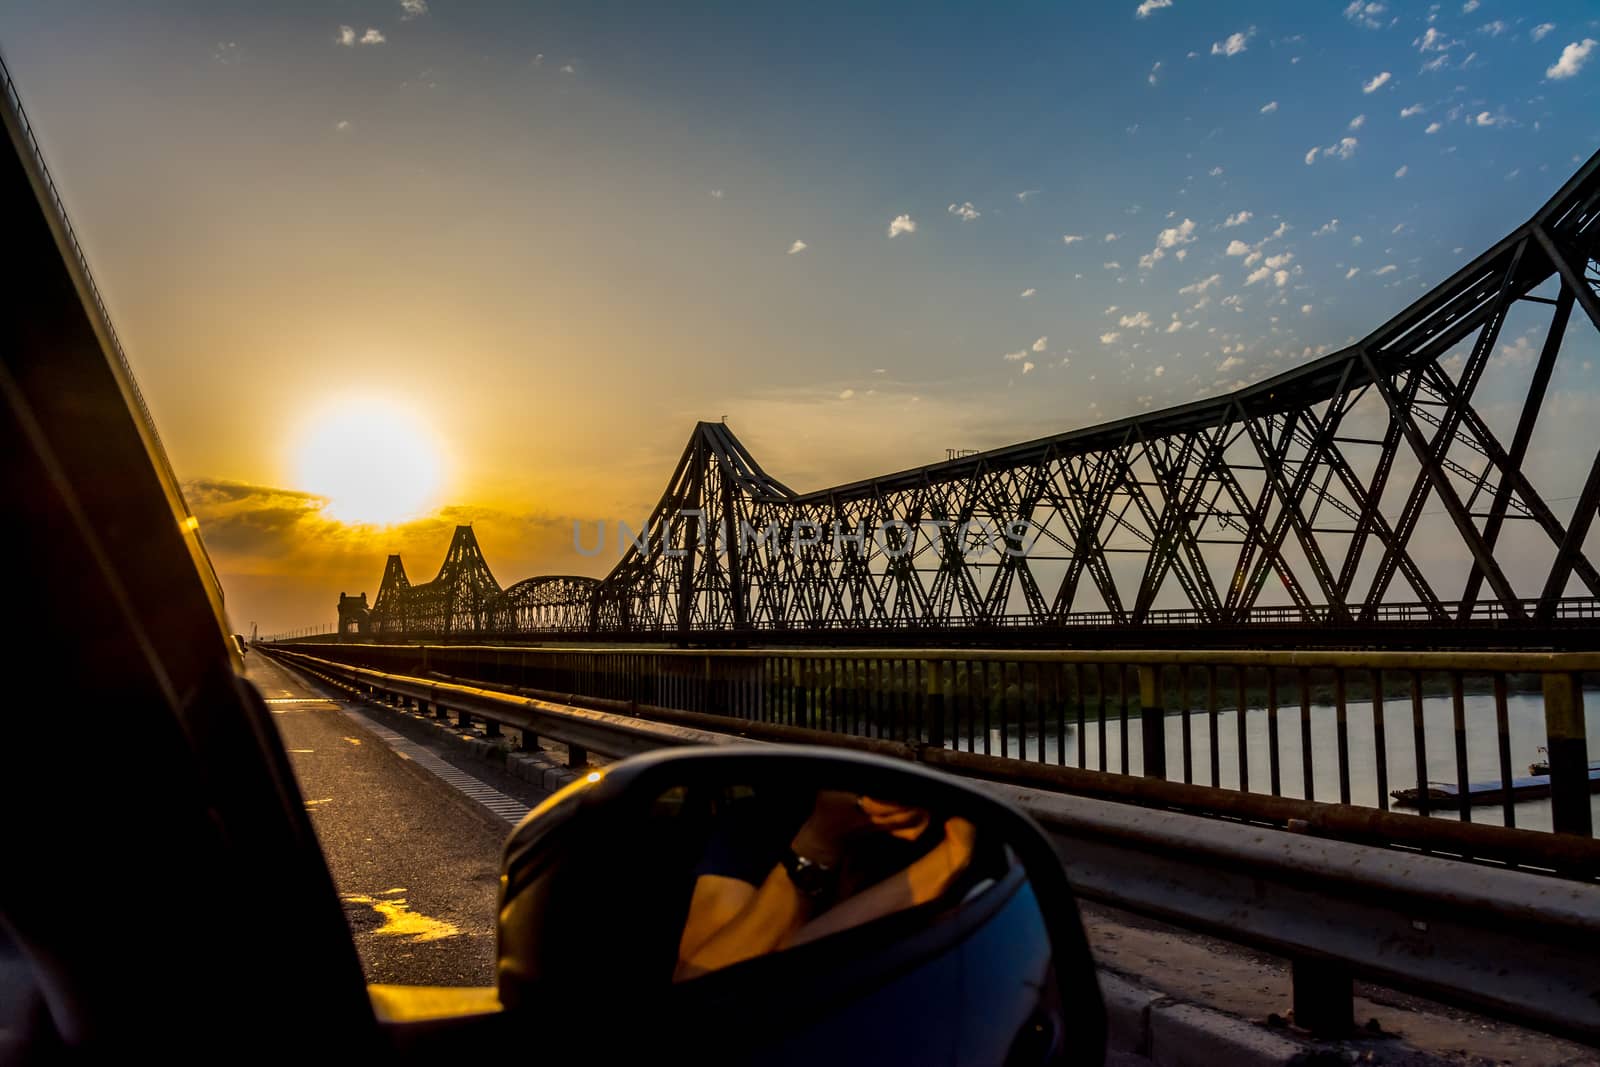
[359,151,1600,646]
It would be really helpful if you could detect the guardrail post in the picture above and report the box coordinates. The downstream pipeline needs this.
[483,717,502,739]
[1291,957,1354,1037]
[519,728,539,752]
[1137,664,1166,779]
[457,708,474,731]
[1542,671,1593,837]
[566,743,588,769]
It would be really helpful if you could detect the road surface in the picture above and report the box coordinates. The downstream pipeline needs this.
[246,653,542,986]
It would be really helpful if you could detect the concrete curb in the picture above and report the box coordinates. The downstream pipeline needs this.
[1103,971,1359,1067]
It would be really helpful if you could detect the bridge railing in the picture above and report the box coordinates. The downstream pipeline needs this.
[275,641,1597,842]
[263,645,1600,1041]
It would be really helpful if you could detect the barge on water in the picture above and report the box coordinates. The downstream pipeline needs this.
[1391,762,1600,809]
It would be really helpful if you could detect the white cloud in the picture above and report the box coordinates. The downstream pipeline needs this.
[1149,61,1162,86]
[560,63,575,74]
[1017,190,1040,202]
[1104,233,1121,242]
[1260,100,1279,114]
[888,214,917,238]
[787,240,807,255]
[1100,332,1122,344]
[1119,311,1153,329]
[1462,0,1478,11]
[1263,251,1294,270]
[1020,288,1037,298]
[1103,261,1122,270]
[360,28,386,44]
[1032,336,1048,352]
[1062,234,1085,244]
[1425,120,1442,134]
[1479,20,1506,36]
[1307,136,1360,164]
[1395,164,1409,178]
[1166,320,1183,333]
[1245,266,1272,286]
[400,0,429,18]
[1225,239,1253,256]
[710,189,724,199]
[1532,23,1556,43]
[1218,355,1245,372]
[1301,304,1314,314]
[1345,266,1361,279]
[1349,114,1367,129]
[1474,110,1507,126]
[1139,218,1197,269]
[1416,26,1451,52]
[1546,39,1597,81]
[1211,29,1253,57]
[1343,2,1387,29]
[337,25,356,46]
[948,201,980,221]
[1305,137,1356,164]
[1374,264,1398,275]
[1154,365,1166,377]
[1313,218,1339,236]
[1003,350,1028,362]
[839,389,855,400]
[1362,71,1392,93]
[1208,166,1224,176]
[1022,361,1036,374]
[1179,273,1222,294]
[1304,146,1320,165]
[1400,103,1425,118]
[1135,0,1173,17]
[335,119,351,131]
[1223,210,1252,227]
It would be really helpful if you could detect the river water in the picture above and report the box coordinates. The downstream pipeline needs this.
[975,690,1600,833]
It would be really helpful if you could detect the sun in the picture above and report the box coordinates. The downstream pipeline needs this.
[294,403,445,526]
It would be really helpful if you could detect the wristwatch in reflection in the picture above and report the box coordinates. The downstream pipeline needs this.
[782,849,839,900]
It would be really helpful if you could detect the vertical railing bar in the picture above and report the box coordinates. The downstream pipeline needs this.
[1495,673,1515,829]
[1180,665,1194,785]
[1206,665,1221,788]
[1335,668,1351,806]
[1299,666,1315,803]
[1373,669,1390,812]
[1411,670,1431,820]
[1075,665,1087,769]
[1236,667,1249,793]
[1452,672,1472,824]
[1267,668,1282,797]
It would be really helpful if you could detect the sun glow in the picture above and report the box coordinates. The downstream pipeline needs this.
[294,403,445,525]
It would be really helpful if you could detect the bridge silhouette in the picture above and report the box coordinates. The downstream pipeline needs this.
[349,150,1600,646]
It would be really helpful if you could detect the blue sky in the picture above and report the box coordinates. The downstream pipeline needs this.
[1,1,1597,629]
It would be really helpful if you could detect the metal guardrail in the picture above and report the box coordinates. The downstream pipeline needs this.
[276,641,1597,840]
[265,646,1600,1042]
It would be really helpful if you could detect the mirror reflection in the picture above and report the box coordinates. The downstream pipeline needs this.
[654,783,1001,981]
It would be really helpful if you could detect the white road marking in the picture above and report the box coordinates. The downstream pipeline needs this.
[337,706,533,825]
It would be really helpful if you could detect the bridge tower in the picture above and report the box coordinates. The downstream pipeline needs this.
[336,591,369,639]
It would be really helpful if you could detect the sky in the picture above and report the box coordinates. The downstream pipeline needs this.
[1,0,1597,634]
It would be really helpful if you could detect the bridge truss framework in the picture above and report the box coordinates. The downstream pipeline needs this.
[364,151,1600,644]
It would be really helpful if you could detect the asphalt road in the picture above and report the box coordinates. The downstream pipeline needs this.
[246,653,510,987]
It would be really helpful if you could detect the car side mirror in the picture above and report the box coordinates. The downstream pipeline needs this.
[495,745,1104,1065]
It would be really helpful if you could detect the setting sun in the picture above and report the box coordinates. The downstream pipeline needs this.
[294,404,444,526]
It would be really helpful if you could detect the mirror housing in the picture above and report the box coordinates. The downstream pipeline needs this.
[496,745,1104,1065]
